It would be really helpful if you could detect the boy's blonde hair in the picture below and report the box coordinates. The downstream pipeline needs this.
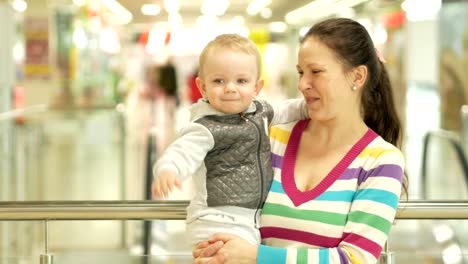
[198,34,262,79]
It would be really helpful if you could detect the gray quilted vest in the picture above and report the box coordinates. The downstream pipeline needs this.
[195,100,274,209]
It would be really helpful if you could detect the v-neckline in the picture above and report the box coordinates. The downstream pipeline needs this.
[281,119,377,207]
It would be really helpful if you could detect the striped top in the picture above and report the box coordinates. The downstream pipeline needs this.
[258,120,405,264]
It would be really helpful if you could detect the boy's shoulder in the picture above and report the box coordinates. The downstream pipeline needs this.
[253,99,273,113]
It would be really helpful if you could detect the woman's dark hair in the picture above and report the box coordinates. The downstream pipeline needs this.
[302,18,408,198]
[302,18,402,148]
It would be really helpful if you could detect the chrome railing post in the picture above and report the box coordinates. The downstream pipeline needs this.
[40,254,54,264]
[378,242,394,264]
[40,220,53,264]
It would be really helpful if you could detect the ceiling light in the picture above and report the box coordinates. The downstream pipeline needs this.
[402,0,441,22]
[72,0,86,6]
[141,4,161,16]
[11,0,27,13]
[247,0,271,16]
[260,8,272,19]
[285,0,369,25]
[231,16,245,26]
[101,0,133,24]
[196,15,219,29]
[99,27,121,54]
[168,13,183,28]
[201,0,230,16]
[299,27,309,38]
[268,21,287,33]
[164,0,180,14]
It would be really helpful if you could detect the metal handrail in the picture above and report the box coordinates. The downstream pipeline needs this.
[0,200,188,220]
[1,200,468,221]
[0,104,48,122]
[0,104,125,122]
[421,130,468,198]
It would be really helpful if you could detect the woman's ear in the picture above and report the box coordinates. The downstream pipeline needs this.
[353,65,368,88]
[195,77,207,98]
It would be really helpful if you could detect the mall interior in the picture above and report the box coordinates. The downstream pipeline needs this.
[0,0,467,263]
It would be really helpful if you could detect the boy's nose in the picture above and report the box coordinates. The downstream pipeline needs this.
[225,82,236,92]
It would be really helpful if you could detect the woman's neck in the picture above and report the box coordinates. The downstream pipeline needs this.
[305,115,368,149]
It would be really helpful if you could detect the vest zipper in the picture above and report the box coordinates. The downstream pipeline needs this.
[240,112,263,228]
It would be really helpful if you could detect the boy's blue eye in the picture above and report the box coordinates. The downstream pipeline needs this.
[214,79,224,84]
[237,79,248,84]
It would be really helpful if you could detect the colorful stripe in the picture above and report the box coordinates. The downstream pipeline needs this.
[337,248,349,264]
[262,203,347,226]
[342,232,382,258]
[298,248,309,264]
[354,189,399,209]
[270,180,355,202]
[319,248,330,264]
[270,126,291,144]
[261,227,342,247]
[339,164,403,184]
[258,244,287,264]
[269,180,285,193]
[348,211,392,234]
[357,147,400,158]
[272,153,283,169]
[357,164,403,185]
[315,191,355,202]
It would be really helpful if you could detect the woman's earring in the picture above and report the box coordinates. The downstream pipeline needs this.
[352,85,358,91]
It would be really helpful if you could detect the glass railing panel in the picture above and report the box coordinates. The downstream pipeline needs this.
[32,109,126,201]
[0,256,34,264]
[0,219,191,264]
[384,253,468,264]
[0,107,127,202]
[51,253,192,264]
[0,222,42,261]
[423,132,468,199]
[388,219,468,264]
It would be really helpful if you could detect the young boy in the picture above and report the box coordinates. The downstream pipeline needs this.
[152,34,308,246]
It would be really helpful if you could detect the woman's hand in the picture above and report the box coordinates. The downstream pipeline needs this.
[193,233,258,264]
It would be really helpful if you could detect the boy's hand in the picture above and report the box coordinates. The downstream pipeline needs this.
[152,170,182,198]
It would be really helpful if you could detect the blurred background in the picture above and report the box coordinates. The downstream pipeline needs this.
[0,0,467,263]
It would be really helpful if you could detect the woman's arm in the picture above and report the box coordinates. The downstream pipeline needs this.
[193,234,257,264]
[269,98,309,125]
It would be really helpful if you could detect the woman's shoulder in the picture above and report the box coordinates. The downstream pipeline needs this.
[270,120,305,135]
[365,134,405,167]
[269,120,305,147]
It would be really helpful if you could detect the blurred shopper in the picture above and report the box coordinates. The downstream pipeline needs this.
[187,67,203,104]
[151,34,308,247]
[159,58,180,106]
[125,64,177,200]
[193,18,407,264]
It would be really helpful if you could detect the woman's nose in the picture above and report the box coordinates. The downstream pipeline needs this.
[298,78,310,91]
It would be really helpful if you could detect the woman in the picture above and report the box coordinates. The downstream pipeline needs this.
[193,17,407,264]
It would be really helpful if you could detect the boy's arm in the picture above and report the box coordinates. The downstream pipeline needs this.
[270,98,309,125]
[153,122,214,181]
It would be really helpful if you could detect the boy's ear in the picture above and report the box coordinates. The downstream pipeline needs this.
[255,79,264,95]
[195,77,207,98]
